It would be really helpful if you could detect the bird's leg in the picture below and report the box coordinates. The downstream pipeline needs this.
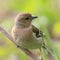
[39,48,43,60]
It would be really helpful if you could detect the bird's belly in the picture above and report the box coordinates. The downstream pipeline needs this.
[16,33,41,49]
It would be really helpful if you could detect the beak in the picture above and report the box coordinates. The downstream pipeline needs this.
[32,16,38,20]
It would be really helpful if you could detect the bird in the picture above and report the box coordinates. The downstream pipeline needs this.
[11,12,52,60]
[11,12,44,49]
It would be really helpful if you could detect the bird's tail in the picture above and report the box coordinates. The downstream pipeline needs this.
[41,43,54,60]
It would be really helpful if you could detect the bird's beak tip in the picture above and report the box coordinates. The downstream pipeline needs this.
[32,16,38,20]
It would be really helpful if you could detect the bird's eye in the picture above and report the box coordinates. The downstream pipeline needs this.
[26,17,29,20]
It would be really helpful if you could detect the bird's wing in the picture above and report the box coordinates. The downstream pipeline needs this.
[32,25,39,36]
[32,25,43,38]
[32,24,44,44]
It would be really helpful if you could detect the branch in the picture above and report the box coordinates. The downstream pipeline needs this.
[0,26,38,60]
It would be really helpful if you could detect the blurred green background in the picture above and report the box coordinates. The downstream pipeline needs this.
[0,0,60,60]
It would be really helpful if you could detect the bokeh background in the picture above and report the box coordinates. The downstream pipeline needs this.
[0,0,60,60]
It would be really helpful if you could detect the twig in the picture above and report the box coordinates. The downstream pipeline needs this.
[0,26,38,60]
[0,26,13,41]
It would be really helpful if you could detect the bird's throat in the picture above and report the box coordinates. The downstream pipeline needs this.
[16,22,26,28]
[16,22,31,28]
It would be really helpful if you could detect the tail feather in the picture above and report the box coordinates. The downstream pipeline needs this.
[42,43,54,60]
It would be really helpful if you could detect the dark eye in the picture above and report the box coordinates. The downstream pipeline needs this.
[26,17,29,20]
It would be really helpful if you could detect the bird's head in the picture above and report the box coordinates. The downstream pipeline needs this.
[15,13,38,27]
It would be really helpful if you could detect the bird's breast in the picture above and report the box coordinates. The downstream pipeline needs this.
[12,26,33,41]
[19,26,32,38]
